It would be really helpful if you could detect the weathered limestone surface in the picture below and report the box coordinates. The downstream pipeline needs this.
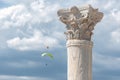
[57,4,103,80]
[67,40,93,80]
[57,4,103,41]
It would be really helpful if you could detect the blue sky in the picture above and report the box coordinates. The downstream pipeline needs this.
[0,0,120,80]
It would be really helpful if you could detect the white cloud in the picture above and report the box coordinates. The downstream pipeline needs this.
[0,75,52,80]
[0,0,60,29]
[52,31,65,41]
[5,61,41,68]
[93,52,120,70]
[1,0,33,5]
[0,0,61,50]
[107,29,120,50]
[30,0,60,23]
[103,1,115,10]
[7,30,59,51]
[111,9,120,23]
[0,4,32,29]
[111,29,120,43]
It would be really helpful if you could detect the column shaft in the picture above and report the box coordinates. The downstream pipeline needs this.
[57,4,103,80]
[67,40,93,80]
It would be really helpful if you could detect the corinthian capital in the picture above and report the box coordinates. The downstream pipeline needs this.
[57,4,103,41]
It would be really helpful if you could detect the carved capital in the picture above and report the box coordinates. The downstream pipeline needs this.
[57,4,103,41]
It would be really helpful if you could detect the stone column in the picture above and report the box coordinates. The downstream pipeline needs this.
[57,4,103,80]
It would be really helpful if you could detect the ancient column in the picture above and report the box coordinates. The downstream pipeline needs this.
[57,5,103,80]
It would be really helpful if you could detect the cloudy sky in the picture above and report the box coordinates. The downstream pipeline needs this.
[0,0,120,80]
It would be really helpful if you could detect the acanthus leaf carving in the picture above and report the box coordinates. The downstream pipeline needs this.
[57,5,103,41]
